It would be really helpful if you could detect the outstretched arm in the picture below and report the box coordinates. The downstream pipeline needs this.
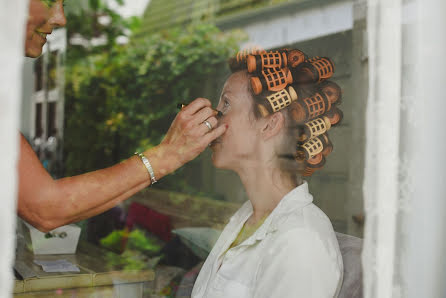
[17,98,226,232]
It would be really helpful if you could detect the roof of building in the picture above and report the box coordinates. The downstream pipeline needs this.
[136,0,293,36]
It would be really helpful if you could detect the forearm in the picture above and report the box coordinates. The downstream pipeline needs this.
[53,158,147,219]
[62,180,149,224]
[50,146,180,226]
[66,145,181,223]
[19,141,181,231]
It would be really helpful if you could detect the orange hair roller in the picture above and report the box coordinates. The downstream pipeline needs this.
[325,106,343,126]
[247,51,288,73]
[247,49,305,73]
[229,47,266,72]
[320,80,342,104]
[303,153,326,177]
[250,68,293,95]
[319,133,333,157]
[289,92,331,123]
[236,47,266,64]
[287,50,306,68]
[291,57,335,84]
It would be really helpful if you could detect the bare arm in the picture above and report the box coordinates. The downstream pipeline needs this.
[17,98,226,232]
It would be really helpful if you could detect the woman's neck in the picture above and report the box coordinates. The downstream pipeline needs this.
[236,163,301,224]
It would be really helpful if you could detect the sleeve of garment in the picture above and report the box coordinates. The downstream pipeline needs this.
[253,228,342,298]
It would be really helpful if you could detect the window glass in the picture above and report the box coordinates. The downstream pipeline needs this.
[15,1,365,297]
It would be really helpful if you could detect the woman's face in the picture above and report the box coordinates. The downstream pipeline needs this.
[211,71,264,170]
[25,0,66,58]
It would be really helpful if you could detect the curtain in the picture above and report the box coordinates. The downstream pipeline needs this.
[363,0,446,297]
[0,0,29,296]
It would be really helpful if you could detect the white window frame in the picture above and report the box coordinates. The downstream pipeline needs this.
[0,0,29,296]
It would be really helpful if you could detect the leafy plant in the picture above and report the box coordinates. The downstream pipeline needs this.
[65,0,139,63]
[99,228,164,271]
[100,228,162,254]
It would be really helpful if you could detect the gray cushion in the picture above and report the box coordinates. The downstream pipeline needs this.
[336,232,363,298]
[172,228,222,260]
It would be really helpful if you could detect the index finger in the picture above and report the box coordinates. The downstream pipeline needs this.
[202,123,227,145]
[182,98,212,115]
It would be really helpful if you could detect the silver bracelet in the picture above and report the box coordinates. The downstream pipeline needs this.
[134,152,157,184]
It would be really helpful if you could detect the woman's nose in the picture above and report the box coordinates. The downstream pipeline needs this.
[49,1,67,28]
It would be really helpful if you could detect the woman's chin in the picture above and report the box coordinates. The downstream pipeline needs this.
[211,150,227,169]
[25,45,43,58]
[211,152,222,168]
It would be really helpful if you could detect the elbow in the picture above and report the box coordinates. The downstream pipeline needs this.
[32,219,60,233]
[19,203,65,233]
[18,186,71,233]
[24,214,62,233]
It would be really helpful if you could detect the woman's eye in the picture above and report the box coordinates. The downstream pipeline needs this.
[224,100,230,108]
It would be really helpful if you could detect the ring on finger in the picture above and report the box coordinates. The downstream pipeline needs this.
[203,120,213,131]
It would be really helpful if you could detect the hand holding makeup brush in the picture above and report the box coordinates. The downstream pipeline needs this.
[158,98,228,171]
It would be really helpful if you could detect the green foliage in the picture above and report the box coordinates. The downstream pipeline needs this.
[99,229,124,252]
[127,229,162,253]
[64,22,242,193]
[100,229,162,254]
[100,228,164,271]
[65,0,139,63]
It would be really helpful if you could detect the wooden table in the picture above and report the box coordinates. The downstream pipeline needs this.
[13,242,155,298]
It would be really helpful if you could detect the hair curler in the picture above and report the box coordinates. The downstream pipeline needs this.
[299,116,332,142]
[303,153,326,176]
[287,49,306,68]
[250,67,293,95]
[256,86,298,117]
[289,92,331,123]
[320,80,342,104]
[247,51,288,73]
[237,47,266,64]
[229,47,266,72]
[297,136,325,160]
[319,133,333,157]
[247,49,305,73]
[290,57,335,84]
[325,106,343,126]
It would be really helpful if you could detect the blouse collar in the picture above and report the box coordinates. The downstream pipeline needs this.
[234,181,314,245]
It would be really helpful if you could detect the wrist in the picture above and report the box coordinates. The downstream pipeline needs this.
[143,144,182,180]
[134,152,157,184]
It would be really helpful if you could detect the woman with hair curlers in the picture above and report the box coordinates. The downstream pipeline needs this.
[192,48,344,298]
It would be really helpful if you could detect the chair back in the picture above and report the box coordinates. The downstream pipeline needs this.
[336,232,363,298]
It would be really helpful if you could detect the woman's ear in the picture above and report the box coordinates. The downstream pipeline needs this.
[261,112,285,140]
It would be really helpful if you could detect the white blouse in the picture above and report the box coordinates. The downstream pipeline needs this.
[192,181,343,298]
